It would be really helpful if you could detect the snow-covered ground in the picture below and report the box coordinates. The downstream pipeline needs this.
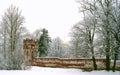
[0,66,120,75]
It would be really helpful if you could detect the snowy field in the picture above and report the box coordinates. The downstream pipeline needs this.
[0,66,120,75]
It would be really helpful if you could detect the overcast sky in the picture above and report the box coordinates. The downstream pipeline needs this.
[0,0,82,42]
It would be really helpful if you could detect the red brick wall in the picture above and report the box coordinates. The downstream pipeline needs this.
[32,57,106,69]
[23,39,120,70]
[23,39,38,65]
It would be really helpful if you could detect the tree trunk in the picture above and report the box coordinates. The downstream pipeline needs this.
[106,52,110,71]
[75,41,79,58]
[112,47,118,72]
[3,32,6,59]
[91,45,97,70]
[105,36,110,71]
[112,53,117,72]
[105,21,110,71]
[89,29,97,70]
[92,56,97,70]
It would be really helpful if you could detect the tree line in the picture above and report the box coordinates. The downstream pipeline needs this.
[70,0,120,71]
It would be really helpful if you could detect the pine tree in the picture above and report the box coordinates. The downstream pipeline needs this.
[38,28,51,57]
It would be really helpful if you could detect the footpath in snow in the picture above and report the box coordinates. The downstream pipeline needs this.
[0,66,120,75]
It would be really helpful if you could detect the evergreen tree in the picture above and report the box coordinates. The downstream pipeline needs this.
[38,28,51,57]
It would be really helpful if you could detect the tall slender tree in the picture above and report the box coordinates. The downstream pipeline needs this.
[109,0,120,71]
[76,0,98,70]
[0,5,25,69]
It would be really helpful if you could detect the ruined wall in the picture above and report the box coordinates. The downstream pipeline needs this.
[23,39,120,70]
[23,39,38,65]
[32,57,120,70]
[32,57,107,69]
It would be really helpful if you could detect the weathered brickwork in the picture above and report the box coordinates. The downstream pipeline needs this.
[23,39,120,70]
[23,39,38,65]
[32,57,106,69]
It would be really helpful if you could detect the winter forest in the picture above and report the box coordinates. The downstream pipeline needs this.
[0,0,120,72]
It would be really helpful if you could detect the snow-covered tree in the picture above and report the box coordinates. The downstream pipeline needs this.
[48,37,63,57]
[95,0,120,71]
[48,37,71,58]
[72,0,99,70]
[0,5,25,69]
[70,22,91,58]
[70,13,98,69]
[76,0,120,71]
[108,0,120,71]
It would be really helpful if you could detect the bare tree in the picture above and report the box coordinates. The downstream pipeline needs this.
[78,0,120,71]
[95,0,118,71]
[109,0,120,71]
[48,37,62,57]
[76,0,98,70]
[75,0,120,71]
[0,5,25,69]
[70,22,91,58]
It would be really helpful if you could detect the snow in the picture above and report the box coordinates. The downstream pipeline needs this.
[0,66,120,75]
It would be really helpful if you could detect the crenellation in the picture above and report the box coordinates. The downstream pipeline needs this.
[23,39,39,65]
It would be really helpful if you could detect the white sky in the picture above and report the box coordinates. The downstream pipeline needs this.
[0,0,82,42]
